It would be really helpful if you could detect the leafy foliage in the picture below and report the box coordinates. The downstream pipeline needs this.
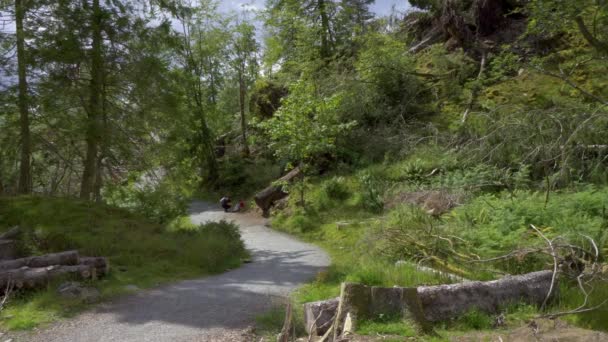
[259,80,355,168]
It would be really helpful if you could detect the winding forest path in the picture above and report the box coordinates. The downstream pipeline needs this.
[17,201,330,342]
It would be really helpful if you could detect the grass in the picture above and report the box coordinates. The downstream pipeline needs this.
[357,316,418,337]
[257,158,608,339]
[0,196,248,330]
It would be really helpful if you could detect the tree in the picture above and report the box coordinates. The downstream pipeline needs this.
[529,0,608,54]
[15,0,31,194]
[79,0,105,200]
[173,0,229,184]
[230,20,259,157]
[259,80,354,205]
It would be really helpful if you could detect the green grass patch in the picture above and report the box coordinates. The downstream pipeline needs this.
[267,164,608,337]
[0,196,248,330]
[357,315,418,337]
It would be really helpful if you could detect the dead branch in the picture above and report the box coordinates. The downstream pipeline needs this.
[308,308,326,342]
[277,302,293,342]
[530,224,559,311]
[0,279,13,312]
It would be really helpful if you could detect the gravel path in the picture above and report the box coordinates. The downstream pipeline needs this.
[14,201,330,342]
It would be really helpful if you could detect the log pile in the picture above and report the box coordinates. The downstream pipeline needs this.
[0,227,109,292]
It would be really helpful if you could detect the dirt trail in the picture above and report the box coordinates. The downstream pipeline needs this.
[13,201,330,342]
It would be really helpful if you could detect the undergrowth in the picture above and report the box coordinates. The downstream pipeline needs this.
[0,196,248,330]
[262,149,608,338]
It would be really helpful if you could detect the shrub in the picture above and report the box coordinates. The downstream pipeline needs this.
[447,186,608,271]
[321,177,351,201]
[434,164,510,192]
[285,208,319,233]
[357,172,384,213]
[104,177,189,224]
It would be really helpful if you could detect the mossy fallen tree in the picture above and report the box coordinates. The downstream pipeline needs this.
[254,167,301,217]
[304,270,554,337]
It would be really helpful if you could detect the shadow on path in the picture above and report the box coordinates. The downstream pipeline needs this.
[18,201,330,342]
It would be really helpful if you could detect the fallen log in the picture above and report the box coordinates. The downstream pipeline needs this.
[0,251,79,271]
[418,270,554,322]
[0,226,21,240]
[0,264,94,289]
[304,270,555,336]
[80,257,110,276]
[254,167,301,217]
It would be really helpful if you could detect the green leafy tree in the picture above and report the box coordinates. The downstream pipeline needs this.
[172,0,231,184]
[230,20,259,157]
[529,0,608,54]
[260,80,354,205]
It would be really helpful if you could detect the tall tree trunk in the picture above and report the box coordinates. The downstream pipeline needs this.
[0,159,4,194]
[238,68,250,157]
[16,0,32,194]
[93,154,103,203]
[80,0,104,200]
[318,0,331,59]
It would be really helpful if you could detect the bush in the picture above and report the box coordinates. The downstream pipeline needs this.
[434,164,510,192]
[357,172,384,213]
[285,208,319,233]
[321,177,351,201]
[447,186,608,271]
[104,177,189,224]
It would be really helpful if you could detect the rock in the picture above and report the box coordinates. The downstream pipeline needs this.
[124,284,139,291]
[303,297,339,336]
[57,281,100,304]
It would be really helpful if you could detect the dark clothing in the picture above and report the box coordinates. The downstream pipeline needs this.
[220,197,231,212]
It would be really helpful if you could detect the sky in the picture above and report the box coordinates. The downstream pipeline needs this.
[217,0,411,17]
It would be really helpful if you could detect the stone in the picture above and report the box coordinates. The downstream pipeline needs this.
[124,284,139,291]
[303,297,339,336]
[57,281,100,304]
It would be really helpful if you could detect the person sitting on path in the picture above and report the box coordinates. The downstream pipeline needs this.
[220,196,232,212]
